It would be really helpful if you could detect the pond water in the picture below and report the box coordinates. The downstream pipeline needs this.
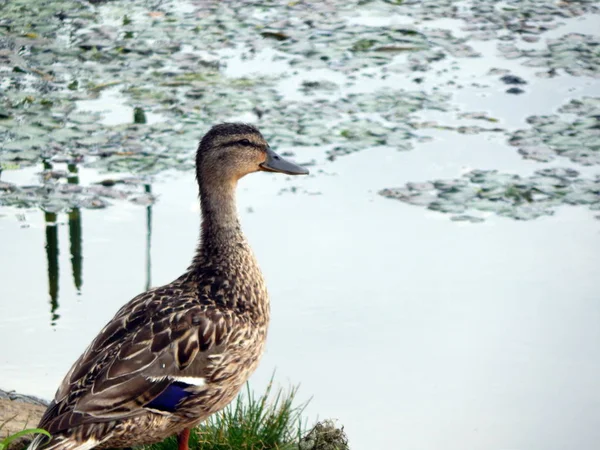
[1,1,600,450]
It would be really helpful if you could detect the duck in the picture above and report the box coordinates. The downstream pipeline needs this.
[28,123,309,450]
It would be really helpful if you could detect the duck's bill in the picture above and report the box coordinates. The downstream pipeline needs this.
[260,148,309,175]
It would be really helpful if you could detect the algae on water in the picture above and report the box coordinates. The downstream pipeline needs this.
[379,168,600,222]
[1,0,599,218]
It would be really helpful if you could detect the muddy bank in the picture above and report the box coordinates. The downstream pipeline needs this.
[0,389,48,448]
[0,390,349,450]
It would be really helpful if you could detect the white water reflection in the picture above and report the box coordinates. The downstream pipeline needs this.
[1,146,600,450]
[76,87,166,126]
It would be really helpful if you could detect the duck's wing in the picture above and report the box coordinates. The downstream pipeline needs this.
[39,290,234,436]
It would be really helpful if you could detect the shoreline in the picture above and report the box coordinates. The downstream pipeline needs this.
[0,388,48,445]
[0,389,348,450]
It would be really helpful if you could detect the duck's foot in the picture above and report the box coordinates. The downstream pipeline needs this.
[177,428,191,450]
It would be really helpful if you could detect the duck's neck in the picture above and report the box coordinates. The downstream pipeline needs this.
[195,178,247,258]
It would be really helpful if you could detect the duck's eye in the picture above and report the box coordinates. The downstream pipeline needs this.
[239,139,252,146]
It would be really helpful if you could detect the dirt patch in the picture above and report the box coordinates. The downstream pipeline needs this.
[0,389,47,448]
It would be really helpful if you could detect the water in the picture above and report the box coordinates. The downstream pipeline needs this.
[1,2,600,450]
[75,87,167,126]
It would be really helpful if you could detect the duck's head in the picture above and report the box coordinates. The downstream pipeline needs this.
[196,123,309,186]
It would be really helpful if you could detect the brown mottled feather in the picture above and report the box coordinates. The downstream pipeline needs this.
[30,123,309,450]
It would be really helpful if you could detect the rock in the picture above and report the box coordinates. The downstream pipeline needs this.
[299,420,349,450]
[506,87,525,94]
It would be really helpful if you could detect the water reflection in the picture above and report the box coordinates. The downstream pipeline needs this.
[44,211,60,324]
[38,162,153,324]
[145,183,152,291]
[68,164,82,293]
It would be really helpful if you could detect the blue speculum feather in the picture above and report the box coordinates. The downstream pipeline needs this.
[146,382,193,412]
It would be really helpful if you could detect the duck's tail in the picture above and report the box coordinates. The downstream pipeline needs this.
[27,434,107,450]
[26,435,48,450]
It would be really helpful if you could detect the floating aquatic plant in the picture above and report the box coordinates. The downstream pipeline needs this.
[509,97,600,166]
[379,168,600,222]
[1,0,599,219]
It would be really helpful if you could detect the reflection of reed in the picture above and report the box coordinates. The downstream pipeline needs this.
[41,160,83,325]
[44,211,60,324]
[38,161,153,323]
[68,164,83,292]
[145,184,152,291]
[42,158,60,324]
[67,163,79,185]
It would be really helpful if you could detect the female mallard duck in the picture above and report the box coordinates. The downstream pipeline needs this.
[29,123,309,450]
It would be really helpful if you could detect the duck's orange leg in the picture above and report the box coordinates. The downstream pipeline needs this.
[177,428,191,450]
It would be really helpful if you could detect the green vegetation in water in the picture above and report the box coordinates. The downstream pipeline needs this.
[352,39,377,52]
[499,33,600,78]
[134,107,147,124]
[379,168,600,222]
[0,0,598,220]
[0,0,457,187]
[509,97,600,166]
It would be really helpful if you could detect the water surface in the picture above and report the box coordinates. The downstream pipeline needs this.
[1,2,600,450]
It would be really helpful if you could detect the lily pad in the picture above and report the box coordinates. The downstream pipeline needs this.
[379,168,600,221]
[509,97,600,165]
[1,0,599,216]
[499,33,600,78]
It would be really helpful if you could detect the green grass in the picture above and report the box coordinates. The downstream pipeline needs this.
[142,379,309,450]
[0,428,50,450]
